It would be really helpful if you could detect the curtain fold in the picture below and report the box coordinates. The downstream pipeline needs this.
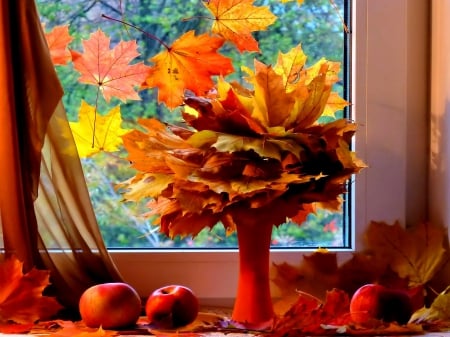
[0,0,123,318]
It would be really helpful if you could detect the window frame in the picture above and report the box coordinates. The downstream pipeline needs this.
[110,0,430,306]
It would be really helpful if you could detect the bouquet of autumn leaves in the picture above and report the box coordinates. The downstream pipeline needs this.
[118,45,366,238]
[44,0,366,237]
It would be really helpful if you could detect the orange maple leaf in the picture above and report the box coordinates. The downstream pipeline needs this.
[44,25,73,65]
[204,0,277,52]
[0,256,62,324]
[143,31,234,109]
[72,29,150,102]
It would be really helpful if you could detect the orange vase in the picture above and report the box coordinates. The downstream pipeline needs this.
[232,219,274,329]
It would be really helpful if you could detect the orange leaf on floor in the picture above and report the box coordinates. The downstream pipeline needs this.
[0,256,62,324]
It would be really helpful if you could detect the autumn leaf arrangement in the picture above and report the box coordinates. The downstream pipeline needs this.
[43,0,366,329]
[44,0,364,235]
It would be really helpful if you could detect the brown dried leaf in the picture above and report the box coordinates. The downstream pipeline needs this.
[364,221,447,287]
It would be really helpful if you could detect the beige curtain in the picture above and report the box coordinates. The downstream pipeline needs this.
[0,0,122,318]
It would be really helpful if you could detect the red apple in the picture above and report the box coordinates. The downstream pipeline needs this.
[145,285,199,328]
[79,282,142,329]
[350,284,413,325]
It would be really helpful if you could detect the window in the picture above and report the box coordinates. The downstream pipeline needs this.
[37,0,352,250]
[37,0,430,306]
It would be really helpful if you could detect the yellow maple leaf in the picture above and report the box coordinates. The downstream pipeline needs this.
[273,44,308,91]
[323,92,350,118]
[69,101,130,158]
[204,0,277,52]
[0,256,62,324]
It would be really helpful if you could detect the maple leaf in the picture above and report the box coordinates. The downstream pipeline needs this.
[72,29,150,102]
[204,0,277,53]
[364,221,447,287]
[272,249,340,303]
[69,101,130,157]
[44,25,73,65]
[0,256,62,324]
[143,31,234,109]
[323,91,350,118]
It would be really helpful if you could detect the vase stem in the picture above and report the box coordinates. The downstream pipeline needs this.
[232,220,274,328]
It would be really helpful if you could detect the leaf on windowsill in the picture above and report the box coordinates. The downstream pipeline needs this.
[0,256,62,325]
[410,285,450,330]
[272,288,426,336]
[364,221,448,288]
[272,221,449,317]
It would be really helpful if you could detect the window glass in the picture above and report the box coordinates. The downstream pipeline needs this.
[37,0,350,249]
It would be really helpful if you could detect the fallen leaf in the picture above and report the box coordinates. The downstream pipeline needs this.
[0,322,34,333]
[0,256,62,324]
[272,288,351,336]
[410,285,450,325]
[364,221,447,287]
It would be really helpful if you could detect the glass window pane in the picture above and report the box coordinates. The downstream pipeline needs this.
[37,0,350,249]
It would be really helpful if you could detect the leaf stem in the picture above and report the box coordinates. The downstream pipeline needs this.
[181,15,212,23]
[101,14,171,50]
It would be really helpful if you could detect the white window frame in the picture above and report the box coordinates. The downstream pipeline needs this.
[111,0,430,306]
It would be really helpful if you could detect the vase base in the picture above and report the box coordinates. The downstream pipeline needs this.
[230,317,273,331]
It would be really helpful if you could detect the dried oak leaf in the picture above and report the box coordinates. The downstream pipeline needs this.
[143,31,234,109]
[44,24,73,65]
[204,0,277,53]
[69,101,130,157]
[364,221,448,287]
[72,29,150,102]
[0,256,62,324]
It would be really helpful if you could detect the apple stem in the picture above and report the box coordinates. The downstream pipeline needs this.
[232,219,274,328]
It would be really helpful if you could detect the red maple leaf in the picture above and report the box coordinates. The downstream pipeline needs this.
[72,29,150,102]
